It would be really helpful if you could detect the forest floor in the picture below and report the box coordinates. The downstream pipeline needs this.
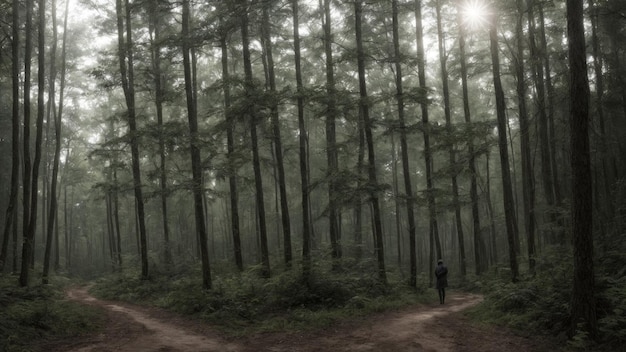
[37,286,562,352]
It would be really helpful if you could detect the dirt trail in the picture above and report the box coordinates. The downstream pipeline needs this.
[62,287,240,352]
[49,288,551,352]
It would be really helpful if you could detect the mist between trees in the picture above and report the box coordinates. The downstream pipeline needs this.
[1,0,625,343]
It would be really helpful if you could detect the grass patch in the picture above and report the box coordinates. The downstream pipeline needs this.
[0,275,104,352]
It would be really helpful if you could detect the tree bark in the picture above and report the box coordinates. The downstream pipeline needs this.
[115,0,149,280]
[293,0,312,278]
[321,0,341,267]
[567,0,597,339]
[514,0,536,274]
[355,0,386,283]
[261,3,292,268]
[0,0,22,273]
[43,0,61,284]
[240,0,270,279]
[182,0,212,289]
[391,0,417,287]
[19,0,34,287]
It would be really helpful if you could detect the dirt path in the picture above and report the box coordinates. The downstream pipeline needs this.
[44,288,554,352]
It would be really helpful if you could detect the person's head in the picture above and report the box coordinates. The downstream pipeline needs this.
[437,259,443,265]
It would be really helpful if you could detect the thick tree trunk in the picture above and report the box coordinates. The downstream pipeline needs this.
[567,0,597,339]
[0,0,21,273]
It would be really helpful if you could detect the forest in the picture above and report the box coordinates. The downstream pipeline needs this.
[1,0,625,350]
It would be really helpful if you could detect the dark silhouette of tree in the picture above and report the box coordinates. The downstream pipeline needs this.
[567,0,597,339]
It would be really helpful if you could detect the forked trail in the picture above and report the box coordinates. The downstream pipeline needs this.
[48,287,550,352]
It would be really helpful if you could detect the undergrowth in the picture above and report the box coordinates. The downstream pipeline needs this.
[0,275,104,352]
[467,247,626,352]
[91,258,434,336]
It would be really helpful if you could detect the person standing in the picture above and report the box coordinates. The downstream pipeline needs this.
[435,259,448,304]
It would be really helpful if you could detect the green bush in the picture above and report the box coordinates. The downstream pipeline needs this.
[0,275,103,352]
[91,260,431,335]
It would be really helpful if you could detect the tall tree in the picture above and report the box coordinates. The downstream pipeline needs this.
[415,0,442,284]
[182,0,212,289]
[239,0,271,278]
[435,0,466,277]
[292,0,312,277]
[218,10,243,272]
[567,0,597,339]
[260,1,292,267]
[489,11,519,282]
[514,0,536,272]
[43,0,62,284]
[148,0,172,265]
[456,2,486,275]
[321,0,341,265]
[19,0,34,287]
[355,0,386,283]
[391,0,417,287]
[115,0,149,279]
[0,0,21,273]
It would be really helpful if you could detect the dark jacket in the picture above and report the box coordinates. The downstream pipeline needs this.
[435,263,448,289]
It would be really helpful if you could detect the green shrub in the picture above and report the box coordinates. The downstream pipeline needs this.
[0,275,103,352]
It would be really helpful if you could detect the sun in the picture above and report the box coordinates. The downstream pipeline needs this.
[460,0,490,29]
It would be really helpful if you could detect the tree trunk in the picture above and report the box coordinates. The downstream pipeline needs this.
[514,0,536,274]
[261,3,292,268]
[0,0,21,273]
[415,0,442,275]
[293,0,312,278]
[436,0,466,277]
[240,0,270,278]
[355,0,386,283]
[43,0,61,284]
[148,1,172,265]
[391,0,417,287]
[567,0,597,339]
[320,0,341,267]
[456,3,486,275]
[182,0,212,289]
[219,18,243,272]
[115,0,149,280]
[489,14,519,282]
[18,0,34,287]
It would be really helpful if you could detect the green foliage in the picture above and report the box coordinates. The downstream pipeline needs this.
[468,246,626,351]
[91,260,432,336]
[0,275,103,352]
